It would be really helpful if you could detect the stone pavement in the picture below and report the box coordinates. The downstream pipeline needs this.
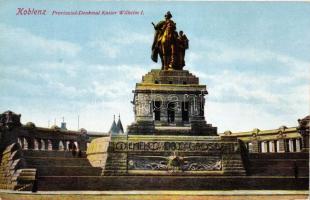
[0,190,308,200]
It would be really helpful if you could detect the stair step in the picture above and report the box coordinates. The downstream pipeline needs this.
[36,176,309,191]
[25,157,91,167]
[249,153,309,159]
[22,150,81,158]
[249,167,309,176]
[33,166,102,176]
[249,160,309,168]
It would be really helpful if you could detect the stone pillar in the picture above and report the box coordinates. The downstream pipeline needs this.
[27,138,34,150]
[47,140,53,150]
[23,138,28,150]
[174,101,183,125]
[135,94,153,122]
[269,141,275,153]
[299,129,309,152]
[261,141,268,153]
[301,133,309,152]
[188,95,200,122]
[289,139,294,152]
[296,139,301,152]
[41,139,47,150]
[128,93,156,135]
[197,95,205,119]
[277,139,285,153]
[52,140,59,150]
[250,139,260,153]
[33,139,39,150]
[59,141,65,151]
[160,101,168,124]
[18,138,23,149]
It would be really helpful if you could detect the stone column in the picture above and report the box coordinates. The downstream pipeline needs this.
[160,101,168,125]
[42,139,48,150]
[27,138,34,150]
[277,139,285,153]
[23,138,28,150]
[135,94,153,122]
[300,130,309,152]
[197,95,205,119]
[250,139,260,153]
[296,138,301,152]
[47,140,53,150]
[52,140,59,151]
[33,139,39,150]
[269,141,275,153]
[289,139,294,152]
[298,117,309,152]
[188,95,200,122]
[79,141,87,152]
[174,100,183,125]
[59,141,65,151]
[261,141,268,153]
[18,138,24,149]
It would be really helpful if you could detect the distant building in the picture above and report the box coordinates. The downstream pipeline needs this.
[109,114,125,135]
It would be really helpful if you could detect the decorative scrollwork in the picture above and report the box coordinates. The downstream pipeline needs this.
[128,159,167,170]
[128,155,222,171]
[183,160,222,171]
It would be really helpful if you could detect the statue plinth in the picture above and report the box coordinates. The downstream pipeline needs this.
[97,135,246,176]
[127,69,217,136]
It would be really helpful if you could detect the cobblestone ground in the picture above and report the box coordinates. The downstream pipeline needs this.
[0,194,309,200]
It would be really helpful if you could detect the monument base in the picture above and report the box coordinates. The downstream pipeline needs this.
[87,135,246,176]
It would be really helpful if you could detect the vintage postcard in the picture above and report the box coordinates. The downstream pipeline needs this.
[0,1,309,199]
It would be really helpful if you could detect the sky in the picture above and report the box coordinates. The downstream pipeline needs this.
[0,1,309,133]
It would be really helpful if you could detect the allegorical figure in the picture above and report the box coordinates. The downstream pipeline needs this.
[177,31,189,68]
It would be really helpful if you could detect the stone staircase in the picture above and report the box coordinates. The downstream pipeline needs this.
[102,153,127,175]
[1,145,309,191]
[21,150,102,190]
[0,143,36,191]
[23,151,310,191]
[222,154,246,175]
[0,145,16,190]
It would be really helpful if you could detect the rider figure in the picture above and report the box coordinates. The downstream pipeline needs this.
[151,11,176,67]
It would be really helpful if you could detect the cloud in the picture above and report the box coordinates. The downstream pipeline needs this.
[87,31,151,59]
[207,101,303,133]
[187,37,309,132]
[89,41,121,59]
[0,23,81,65]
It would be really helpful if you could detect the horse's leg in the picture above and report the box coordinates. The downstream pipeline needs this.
[160,54,164,70]
[166,42,174,70]
[169,43,175,69]
[159,48,164,70]
[162,44,168,70]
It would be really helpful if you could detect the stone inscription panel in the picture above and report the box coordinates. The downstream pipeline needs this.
[110,141,237,153]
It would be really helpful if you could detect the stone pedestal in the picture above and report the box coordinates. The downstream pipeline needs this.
[127,69,217,136]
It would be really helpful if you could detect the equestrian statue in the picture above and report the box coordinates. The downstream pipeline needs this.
[151,11,189,70]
